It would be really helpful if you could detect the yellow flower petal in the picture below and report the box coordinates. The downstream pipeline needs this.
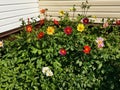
[59,10,65,16]
[92,15,97,19]
[0,41,3,47]
[47,26,55,35]
[77,24,85,32]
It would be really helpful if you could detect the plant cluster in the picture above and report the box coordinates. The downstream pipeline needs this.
[0,0,120,90]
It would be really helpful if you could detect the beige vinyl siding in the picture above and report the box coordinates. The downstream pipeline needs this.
[0,0,39,33]
[39,0,120,22]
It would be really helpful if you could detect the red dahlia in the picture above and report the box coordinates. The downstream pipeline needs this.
[40,19,45,26]
[59,48,67,56]
[37,32,44,39]
[64,26,72,35]
[83,45,91,54]
[54,19,59,25]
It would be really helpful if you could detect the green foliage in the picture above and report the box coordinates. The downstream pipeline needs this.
[0,1,120,90]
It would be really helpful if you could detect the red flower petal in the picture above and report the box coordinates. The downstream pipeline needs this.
[64,26,72,35]
[40,19,45,26]
[37,32,44,39]
[59,48,67,56]
[54,19,59,25]
[83,45,91,54]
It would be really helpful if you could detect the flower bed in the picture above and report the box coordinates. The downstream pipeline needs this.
[0,1,120,90]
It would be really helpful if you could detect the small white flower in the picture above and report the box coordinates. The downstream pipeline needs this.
[42,67,50,74]
[46,70,53,76]
[42,67,53,77]
[0,40,3,47]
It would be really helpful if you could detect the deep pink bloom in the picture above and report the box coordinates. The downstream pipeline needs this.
[64,26,72,35]
[59,48,67,56]
[82,18,89,24]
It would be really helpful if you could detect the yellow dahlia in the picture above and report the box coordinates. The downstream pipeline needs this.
[77,24,85,32]
[59,10,65,16]
[92,15,97,19]
[47,26,55,35]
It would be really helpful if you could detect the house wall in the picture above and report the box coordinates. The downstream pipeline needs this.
[0,0,120,34]
[0,0,39,33]
[39,0,120,22]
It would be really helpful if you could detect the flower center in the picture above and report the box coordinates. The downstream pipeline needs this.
[98,41,103,44]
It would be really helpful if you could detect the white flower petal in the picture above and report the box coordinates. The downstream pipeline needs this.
[46,70,53,76]
[42,67,50,74]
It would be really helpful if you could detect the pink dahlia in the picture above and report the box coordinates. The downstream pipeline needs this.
[96,37,104,48]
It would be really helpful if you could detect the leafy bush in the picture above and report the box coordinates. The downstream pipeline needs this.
[0,1,120,90]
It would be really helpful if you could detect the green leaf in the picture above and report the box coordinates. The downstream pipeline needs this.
[76,60,82,66]
[95,61,102,69]
[38,50,42,55]
[31,57,37,61]
[37,58,42,68]
[33,86,38,90]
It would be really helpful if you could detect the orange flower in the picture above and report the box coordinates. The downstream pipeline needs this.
[26,25,32,32]
[40,9,46,14]
[83,45,91,54]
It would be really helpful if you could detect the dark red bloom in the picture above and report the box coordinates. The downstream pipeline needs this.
[83,45,91,54]
[40,19,45,26]
[59,48,67,56]
[116,20,120,25]
[64,26,72,35]
[26,25,32,32]
[37,32,44,39]
[54,19,59,25]
[82,18,89,24]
